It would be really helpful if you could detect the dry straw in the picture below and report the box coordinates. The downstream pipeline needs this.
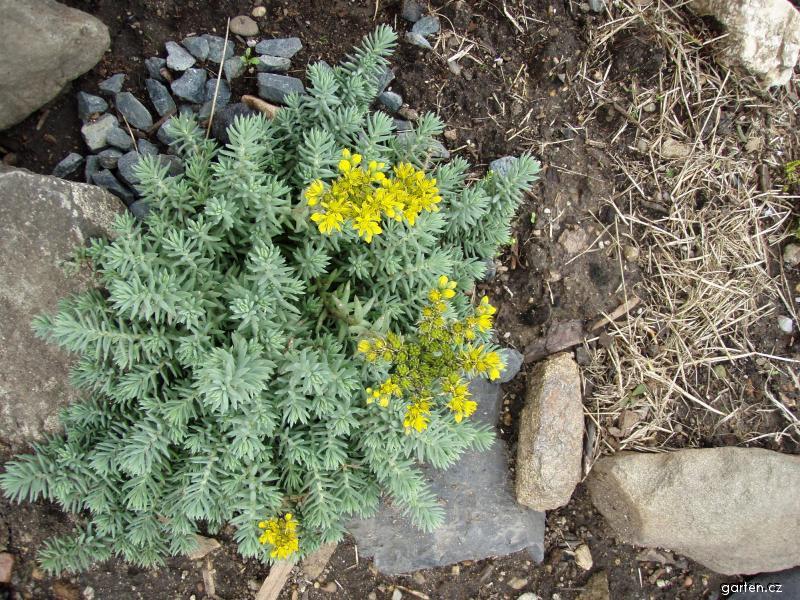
[572,0,800,463]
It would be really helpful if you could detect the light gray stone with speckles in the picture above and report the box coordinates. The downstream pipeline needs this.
[0,165,124,447]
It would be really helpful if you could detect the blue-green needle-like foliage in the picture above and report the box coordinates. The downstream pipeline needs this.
[1,26,540,573]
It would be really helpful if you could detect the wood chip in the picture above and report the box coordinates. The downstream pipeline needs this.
[242,94,280,119]
[300,542,338,580]
[255,560,295,600]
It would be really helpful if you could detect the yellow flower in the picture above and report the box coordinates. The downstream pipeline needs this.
[258,514,300,559]
[357,339,371,354]
[310,210,344,234]
[403,397,431,432]
[353,214,382,243]
[304,180,325,207]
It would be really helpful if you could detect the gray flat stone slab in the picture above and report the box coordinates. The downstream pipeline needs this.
[257,72,305,104]
[0,166,123,448]
[348,378,545,574]
[255,37,302,58]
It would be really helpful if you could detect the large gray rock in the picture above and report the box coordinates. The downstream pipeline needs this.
[587,448,800,575]
[0,0,109,130]
[515,353,583,511]
[687,0,800,87]
[348,378,545,574]
[0,166,124,447]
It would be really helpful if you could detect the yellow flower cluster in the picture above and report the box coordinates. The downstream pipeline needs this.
[357,275,504,433]
[305,149,441,243]
[258,513,300,559]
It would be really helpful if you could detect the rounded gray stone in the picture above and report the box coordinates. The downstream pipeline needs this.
[230,15,259,37]
[204,79,231,106]
[401,0,424,22]
[223,57,245,82]
[115,92,153,130]
[137,139,159,156]
[516,353,583,511]
[0,0,110,129]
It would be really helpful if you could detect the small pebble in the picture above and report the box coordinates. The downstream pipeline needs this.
[391,589,403,600]
[98,73,125,96]
[412,15,441,37]
[145,57,167,82]
[230,15,259,37]
[166,41,196,71]
[508,577,528,590]
[401,0,424,22]
[412,572,426,585]
[255,37,302,58]
[256,55,291,73]
[783,243,800,267]
[52,152,85,178]
[145,79,177,117]
[257,72,305,104]
[182,35,210,61]
[115,92,154,130]
[137,139,159,156]
[378,91,403,113]
[574,544,593,570]
[0,552,15,584]
[451,564,460,575]
[252,5,267,18]
[778,315,794,334]
[92,169,134,204]
[76,92,108,122]
[624,245,640,262]
[224,56,246,81]
[81,113,119,152]
[204,34,235,64]
[405,31,432,50]
[321,581,337,593]
[171,68,208,103]
[97,148,123,170]
[84,155,101,183]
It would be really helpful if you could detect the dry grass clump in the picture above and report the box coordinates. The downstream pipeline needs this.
[574,0,800,462]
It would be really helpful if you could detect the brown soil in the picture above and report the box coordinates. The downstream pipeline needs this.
[1,0,796,599]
